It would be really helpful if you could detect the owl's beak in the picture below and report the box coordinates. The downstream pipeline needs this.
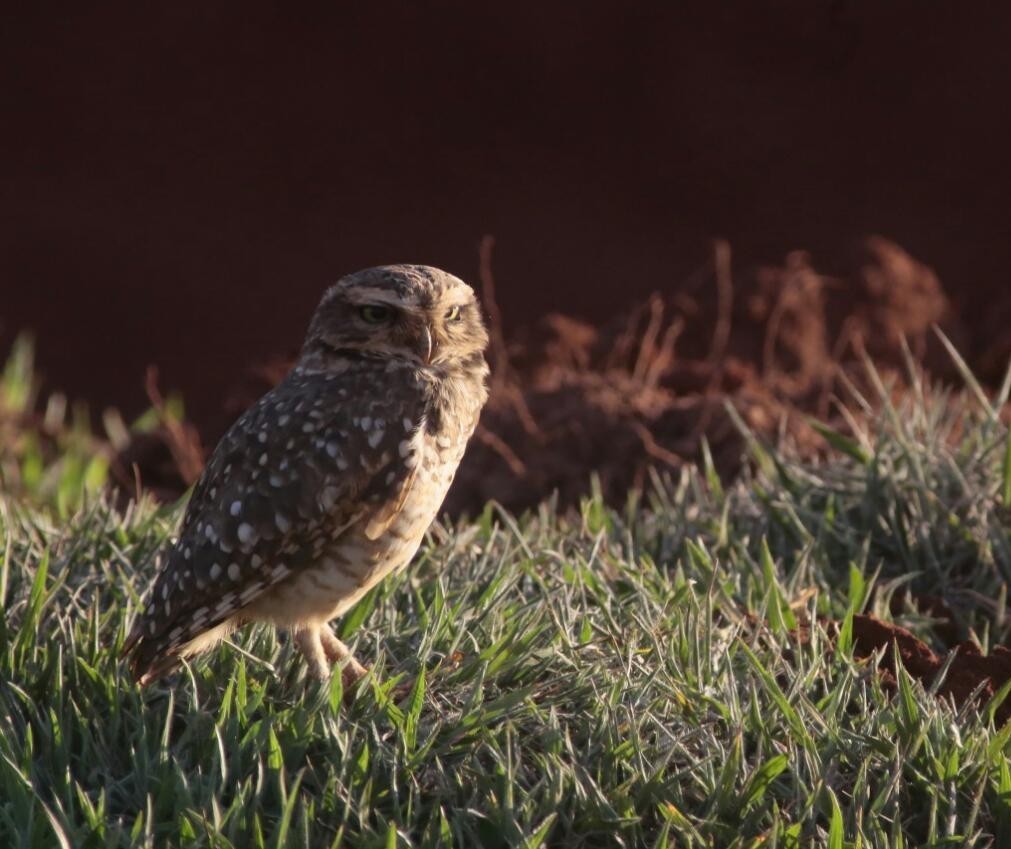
[420,325,435,364]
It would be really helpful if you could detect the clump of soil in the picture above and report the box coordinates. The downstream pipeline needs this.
[119,237,971,515]
[445,236,964,514]
[849,614,1011,722]
[114,236,975,519]
[772,610,1011,723]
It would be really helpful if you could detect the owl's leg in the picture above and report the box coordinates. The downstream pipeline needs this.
[319,626,368,687]
[292,626,331,680]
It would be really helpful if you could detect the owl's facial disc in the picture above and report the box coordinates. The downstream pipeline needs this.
[303,265,489,368]
[351,302,437,364]
[351,300,465,366]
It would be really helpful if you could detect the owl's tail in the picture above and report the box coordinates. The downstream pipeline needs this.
[121,624,184,685]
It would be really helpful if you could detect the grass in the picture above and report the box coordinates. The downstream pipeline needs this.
[3,341,1011,847]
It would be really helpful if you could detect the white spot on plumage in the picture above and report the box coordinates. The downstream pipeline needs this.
[230,500,242,516]
[403,417,413,431]
[360,416,372,430]
[276,513,292,533]
[398,439,412,458]
[258,431,267,443]
[278,414,290,426]
[367,428,384,448]
[326,441,339,457]
[228,563,241,581]
[210,563,223,580]
[237,523,255,545]
[258,453,268,465]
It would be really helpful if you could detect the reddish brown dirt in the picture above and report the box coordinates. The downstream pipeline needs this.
[112,236,996,516]
[850,614,1011,724]
[444,237,972,514]
[769,608,1011,723]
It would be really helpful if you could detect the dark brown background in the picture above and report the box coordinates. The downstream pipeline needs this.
[3,2,1010,427]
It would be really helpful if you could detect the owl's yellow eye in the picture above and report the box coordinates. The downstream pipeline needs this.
[359,304,392,324]
[445,305,462,322]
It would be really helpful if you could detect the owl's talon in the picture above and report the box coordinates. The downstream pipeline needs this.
[294,627,330,680]
[340,665,370,705]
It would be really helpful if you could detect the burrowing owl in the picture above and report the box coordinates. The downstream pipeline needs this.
[124,265,489,686]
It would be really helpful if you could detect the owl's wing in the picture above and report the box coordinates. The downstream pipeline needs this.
[124,364,427,682]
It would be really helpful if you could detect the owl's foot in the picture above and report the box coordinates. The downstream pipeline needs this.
[293,626,331,681]
[293,625,368,701]
[319,626,369,691]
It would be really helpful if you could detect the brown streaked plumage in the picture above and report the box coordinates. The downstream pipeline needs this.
[124,265,489,686]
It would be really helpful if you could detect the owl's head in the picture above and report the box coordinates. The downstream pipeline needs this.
[302,265,489,370]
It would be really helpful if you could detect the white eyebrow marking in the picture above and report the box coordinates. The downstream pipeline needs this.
[342,287,420,307]
[438,289,474,308]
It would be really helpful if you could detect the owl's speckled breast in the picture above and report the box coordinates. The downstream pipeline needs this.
[245,364,482,628]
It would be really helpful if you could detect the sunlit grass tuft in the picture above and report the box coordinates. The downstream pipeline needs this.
[2,341,1011,847]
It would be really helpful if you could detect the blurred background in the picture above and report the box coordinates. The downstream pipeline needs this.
[3,1,1011,510]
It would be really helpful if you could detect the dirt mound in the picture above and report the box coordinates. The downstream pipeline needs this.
[775,610,1011,724]
[445,237,966,514]
[850,614,1011,722]
[113,236,985,516]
